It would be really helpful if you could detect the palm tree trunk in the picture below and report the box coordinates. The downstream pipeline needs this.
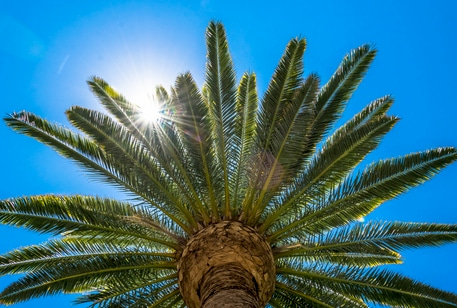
[178,221,275,308]
[200,263,260,307]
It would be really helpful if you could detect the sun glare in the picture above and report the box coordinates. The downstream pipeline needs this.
[137,96,163,124]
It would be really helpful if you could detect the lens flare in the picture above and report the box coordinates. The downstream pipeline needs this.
[138,96,163,124]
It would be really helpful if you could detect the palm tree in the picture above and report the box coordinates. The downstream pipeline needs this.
[1,21,457,308]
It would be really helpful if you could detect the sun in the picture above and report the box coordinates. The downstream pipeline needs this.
[137,95,163,124]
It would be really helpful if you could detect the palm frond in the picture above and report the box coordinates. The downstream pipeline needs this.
[276,277,368,308]
[0,258,175,305]
[87,76,138,126]
[268,147,457,242]
[3,112,190,232]
[278,73,321,181]
[242,37,306,220]
[277,264,457,307]
[305,45,377,158]
[171,73,218,222]
[87,76,159,153]
[0,240,174,276]
[274,282,331,308]
[334,95,394,134]
[146,288,181,308]
[0,195,182,250]
[75,274,178,308]
[268,297,286,308]
[249,74,320,224]
[232,72,258,213]
[276,250,401,267]
[204,21,237,218]
[274,221,457,260]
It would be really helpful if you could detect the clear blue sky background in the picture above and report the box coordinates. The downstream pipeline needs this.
[1,1,456,307]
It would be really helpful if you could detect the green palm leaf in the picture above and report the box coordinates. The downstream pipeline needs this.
[274,221,457,268]
[277,264,457,307]
[171,73,217,222]
[268,147,457,242]
[75,274,178,307]
[306,45,376,156]
[0,240,175,276]
[0,196,182,249]
[276,276,368,308]
[0,259,175,304]
[244,37,306,220]
[249,74,320,224]
[204,21,237,218]
[276,249,401,267]
[232,72,258,212]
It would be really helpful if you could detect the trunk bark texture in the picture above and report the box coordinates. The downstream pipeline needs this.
[177,221,275,308]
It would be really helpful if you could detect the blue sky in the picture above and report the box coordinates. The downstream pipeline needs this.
[1,1,456,306]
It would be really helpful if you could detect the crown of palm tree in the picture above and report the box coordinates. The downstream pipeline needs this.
[1,21,457,307]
